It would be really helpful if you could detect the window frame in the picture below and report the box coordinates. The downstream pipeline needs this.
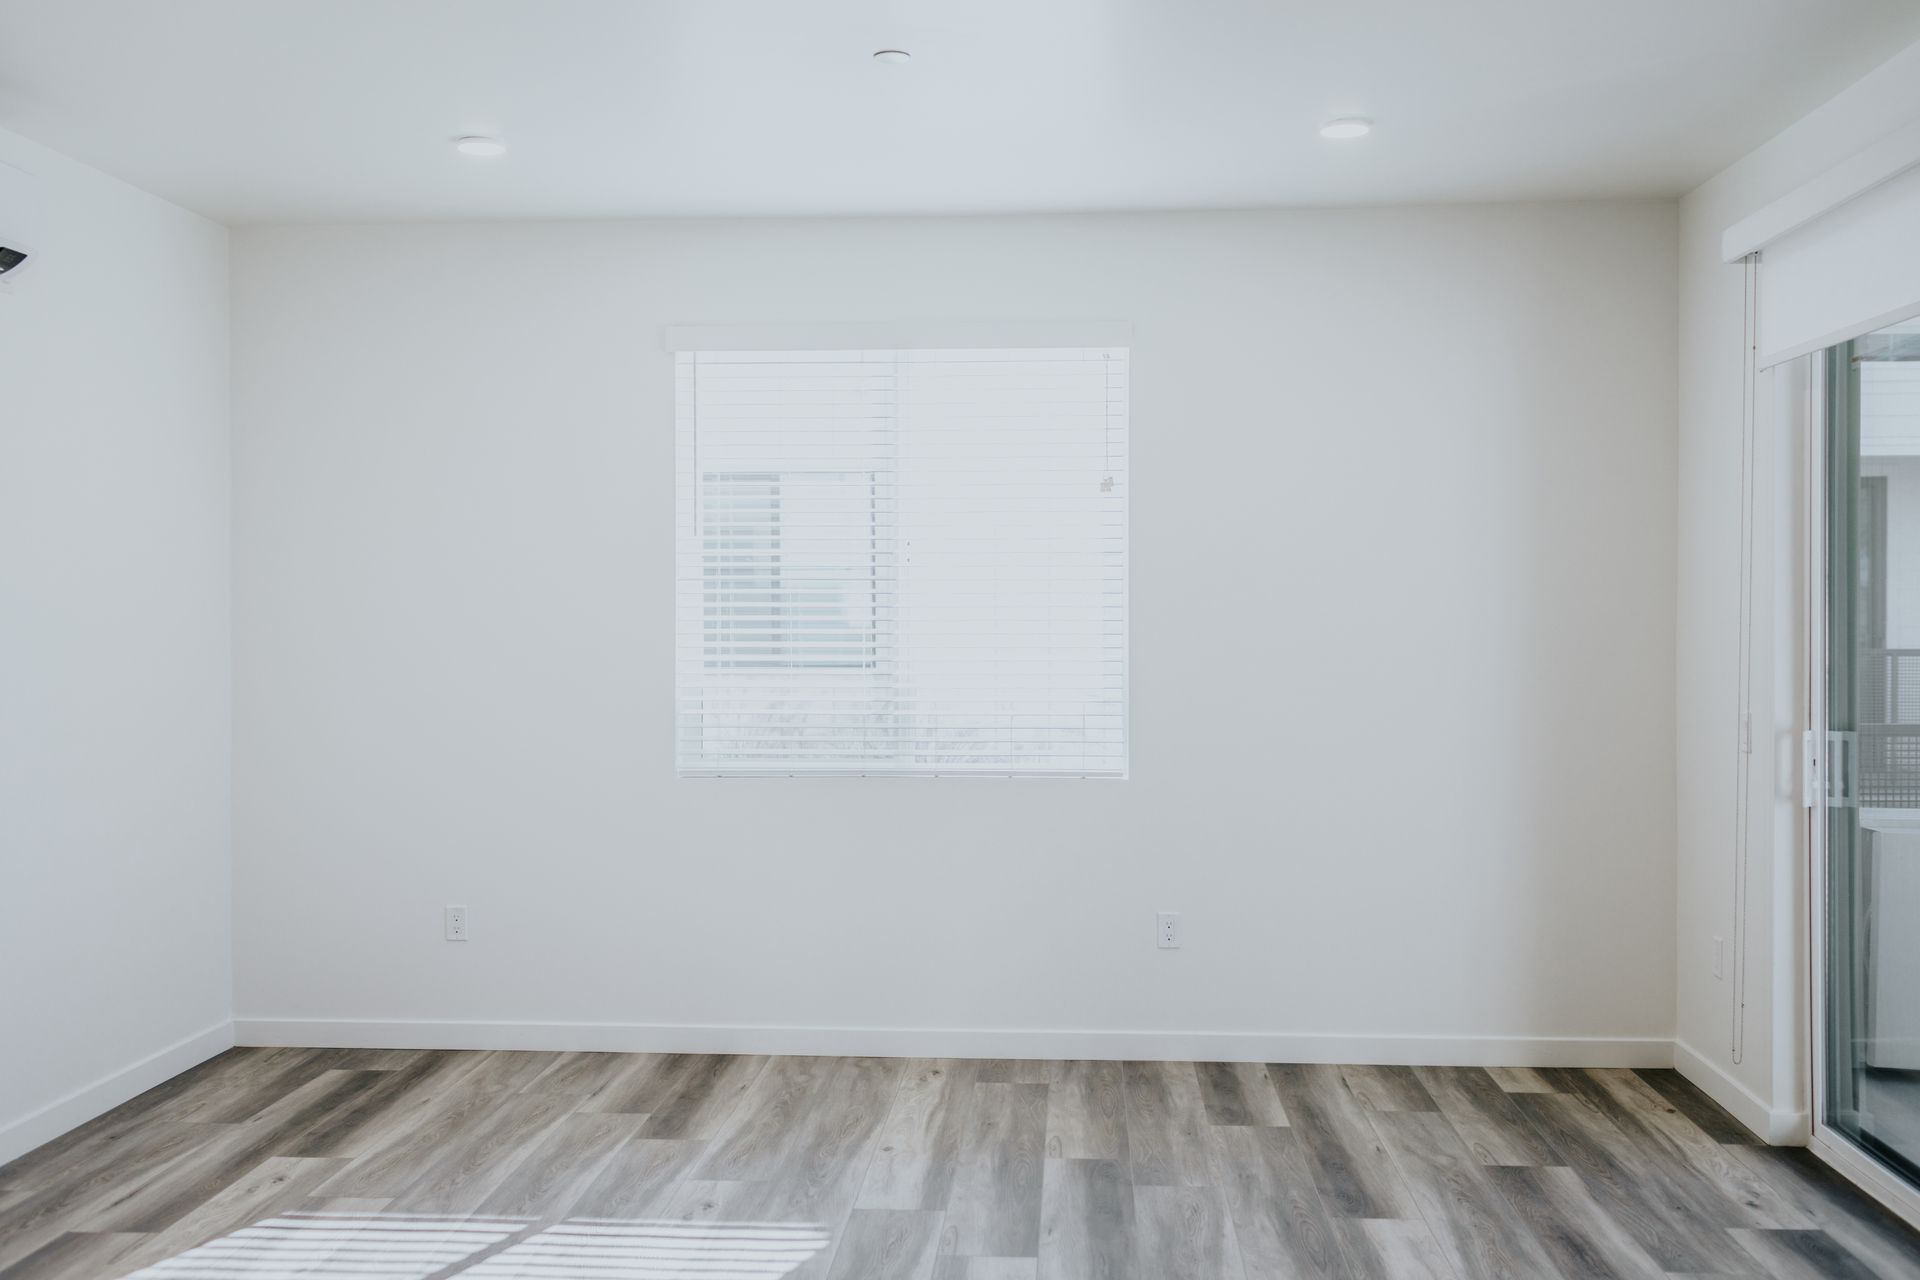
[672,339,1130,780]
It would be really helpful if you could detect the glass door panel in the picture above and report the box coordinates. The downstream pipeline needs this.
[1826,316,1920,1185]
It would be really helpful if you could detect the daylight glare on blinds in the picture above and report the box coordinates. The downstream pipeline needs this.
[675,346,1128,777]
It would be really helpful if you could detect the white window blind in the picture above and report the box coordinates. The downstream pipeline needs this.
[1749,159,1920,367]
[675,346,1128,777]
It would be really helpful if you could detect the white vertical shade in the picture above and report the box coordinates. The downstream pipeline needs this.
[675,347,1129,777]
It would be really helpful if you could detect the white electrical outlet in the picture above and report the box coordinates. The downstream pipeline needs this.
[1157,911,1180,949]
[445,905,469,942]
[1712,935,1723,980]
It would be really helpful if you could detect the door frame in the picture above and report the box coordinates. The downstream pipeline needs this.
[1804,346,1920,1229]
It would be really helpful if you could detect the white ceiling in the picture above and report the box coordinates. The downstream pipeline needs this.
[1,0,1917,224]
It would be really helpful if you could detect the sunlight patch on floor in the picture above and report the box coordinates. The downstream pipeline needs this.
[120,1211,833,1279]
[464,1219,835,1278]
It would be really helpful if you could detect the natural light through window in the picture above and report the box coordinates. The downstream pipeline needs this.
[674,345,1129,778]
[122,1213,835,1280]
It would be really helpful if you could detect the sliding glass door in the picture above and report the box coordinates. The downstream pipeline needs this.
[1824,317,1920,1186]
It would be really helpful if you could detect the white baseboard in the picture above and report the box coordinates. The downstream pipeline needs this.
[235,1018,1673,1068]
[0,1020,234,1167]
[1673,1038,1808,1144]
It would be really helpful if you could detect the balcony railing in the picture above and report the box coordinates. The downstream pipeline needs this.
[1857,649,1920,807]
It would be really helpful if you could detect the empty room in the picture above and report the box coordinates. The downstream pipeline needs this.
[7,1,1920,1276]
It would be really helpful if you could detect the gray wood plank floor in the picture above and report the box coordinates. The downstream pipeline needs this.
[1,1049,1917,1279]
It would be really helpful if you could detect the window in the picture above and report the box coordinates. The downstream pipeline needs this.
[675,345,1128,777]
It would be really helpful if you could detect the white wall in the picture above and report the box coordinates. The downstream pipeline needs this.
[1676,36,1920,1140]
[0,126,232,1162]
[231,203,1679,1061]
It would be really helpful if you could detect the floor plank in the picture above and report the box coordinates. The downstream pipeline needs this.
[1486,1162,1664,1279]
[1412,1066,1557,1167]
[1543,1069,1767,1234]
[1122,1062,1213,1188]
[1729,1145,1920,1280]
[521,1050,635,1100]
[1329,1217,1459,1280]
[1729,1226,1882,1280]
[0,1233,148,1280]
[1341,1066,1438,1114]
[279,1050,485,1158]
[1195,1062,1287,1128]
[1045,1061,1129,1160]
[312,1074,517,1197]
[862,1059,984,1209]
[461,1050,565,1094]
[385,1090,575,1214]
[1369,1109,1564,1280]
[566,1136,704,1218]
[1036,1157,1133,1280]
[1582,1069,1811,1230]
[0,1053,263,1203]
[1267,1064,1416,1219]
[1512,1091,1758,1276]
[979,1061,1054,1085]
[1131,1184,1242,1280]
[640,1053,771,1140]
[947,1082,1048,1258]
[1631,1069,1760,1145]
[587,1052,768,1141]
[941,1258,1039,1280]
[692,1054,832,1181]
[1485,1067,1558,1094]
[0,1121,218,1269]
[762,1057,907,1228]
[3,1049,1918,1280]
[1209,1124,1355,1280]
[92,1072,384,1232]
[657,1177,845,1280]
[828,1208,950,1280]
[468,1110,644,1218]
[106,1154,345,1274]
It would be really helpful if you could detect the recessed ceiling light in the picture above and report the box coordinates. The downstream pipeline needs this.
[454,135,507,157]
[872,49,911,64]
[1319,117,1373,140]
